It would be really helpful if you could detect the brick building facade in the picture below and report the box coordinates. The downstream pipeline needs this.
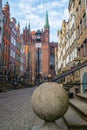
[1,1,57,82]
[2,2,10,76]
[0,0,3,73]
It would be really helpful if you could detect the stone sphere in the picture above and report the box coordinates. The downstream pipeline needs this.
[31,82,69,121]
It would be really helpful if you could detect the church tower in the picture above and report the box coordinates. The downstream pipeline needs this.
[44,10,50,44]
[41,10,50,78]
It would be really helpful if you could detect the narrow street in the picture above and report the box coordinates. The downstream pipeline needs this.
[0,87,43,130]
[0,0,87,130]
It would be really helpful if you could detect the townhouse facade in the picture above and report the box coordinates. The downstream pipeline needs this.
[20,35,26,76]
[0,0,3,74]
[15,23,21,77]
[2,2,10,78]
[49,41,58,77]
[0,1,57,83]
[10,17,17,80]
[0,2,22,81]
[57,0,87,93]
[10,17,21,80]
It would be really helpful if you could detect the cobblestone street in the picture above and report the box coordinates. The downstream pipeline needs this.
[0,87,44,130]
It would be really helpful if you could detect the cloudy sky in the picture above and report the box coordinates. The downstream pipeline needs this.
[2,0,69,42]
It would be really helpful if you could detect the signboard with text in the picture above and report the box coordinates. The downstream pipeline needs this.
[35,43,42,48]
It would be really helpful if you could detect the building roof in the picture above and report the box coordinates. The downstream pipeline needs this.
[31,31,36,35]
[36,29,42,35]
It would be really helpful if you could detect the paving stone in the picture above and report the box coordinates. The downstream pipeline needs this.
[0,87,68,130]
[0,87,43,130]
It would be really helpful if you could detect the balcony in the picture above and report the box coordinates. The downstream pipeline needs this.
[81,5,85,16]
[78,33,83,45]
[77,19,87,45]
[83,24,87,36]
[76,18,80,27]
[73,56,87,64]
[80,56,87,63]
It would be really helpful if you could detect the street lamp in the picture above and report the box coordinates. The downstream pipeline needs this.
[35,29,42,85]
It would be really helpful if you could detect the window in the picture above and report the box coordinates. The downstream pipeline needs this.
[74,48,77,58]
[76,8,78,17]
[74,30,76,40]
[80,20,82,35]
[11,36,13,43]
[13,51,15,58]
[83,14,86,29]
[20,65,23,71]
[50,54,55,65]
[66,55,69,64]
[0,27,1,35]
[63,60,66,68]
[63,47,65,56]
[72,33,74,44]
[14,39,16,46]
[10,49,15,58]
[77,26,80,39]
[10,49,13,57]
[20,57,23,63]
[70,38,71,46]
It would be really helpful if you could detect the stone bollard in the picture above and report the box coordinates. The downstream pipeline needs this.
[31,82,69,130]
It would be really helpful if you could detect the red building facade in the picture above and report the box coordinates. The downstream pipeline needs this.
[2,2,10,75]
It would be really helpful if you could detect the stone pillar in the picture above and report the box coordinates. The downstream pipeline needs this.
[31,82,69,130]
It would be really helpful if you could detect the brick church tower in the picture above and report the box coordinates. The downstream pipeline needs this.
[42,10,50,78]
[22,10,57,83]
[44,10,50,44]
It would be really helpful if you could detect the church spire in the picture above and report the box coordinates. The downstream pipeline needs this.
[28,21,30,32]
[28,14,30,33]
[44,10,49,28]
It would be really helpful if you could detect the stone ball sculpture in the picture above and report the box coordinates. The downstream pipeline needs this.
[31,82,69,122]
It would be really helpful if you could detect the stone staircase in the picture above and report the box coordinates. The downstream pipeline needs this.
[32,94,87,130]
[62,94,87,130]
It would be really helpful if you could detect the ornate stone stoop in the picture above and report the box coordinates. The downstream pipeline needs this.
[31,82,69,130]
[31,82,87,130]
[63,94,87,130]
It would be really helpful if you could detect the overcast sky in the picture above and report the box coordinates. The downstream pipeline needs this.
[2,0,69,42]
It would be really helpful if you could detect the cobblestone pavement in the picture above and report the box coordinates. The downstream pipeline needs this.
[0,87,44,130]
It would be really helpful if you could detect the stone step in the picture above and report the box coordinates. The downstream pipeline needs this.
[64,106,87,130]
[56,118,68,130]
[76,94,87,103]
[32,118,68,130]
[69,98,87,121]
